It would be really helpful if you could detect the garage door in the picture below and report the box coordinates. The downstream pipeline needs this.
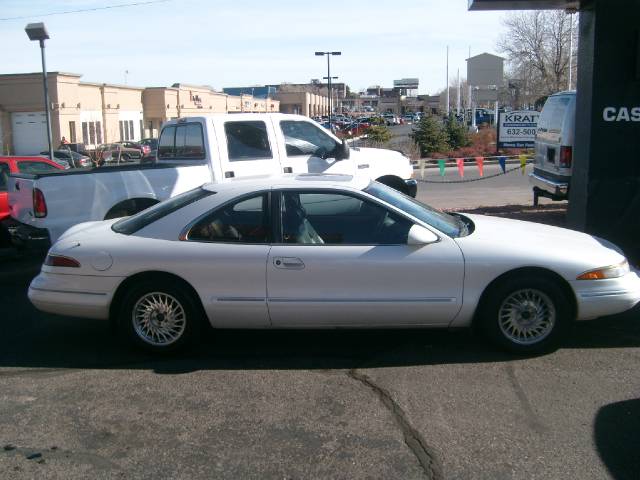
[11,112,48,155]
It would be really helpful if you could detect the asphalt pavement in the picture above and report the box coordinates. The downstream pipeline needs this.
[1,183,638,479]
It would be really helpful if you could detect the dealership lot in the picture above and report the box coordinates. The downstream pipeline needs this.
[1,218,639,479]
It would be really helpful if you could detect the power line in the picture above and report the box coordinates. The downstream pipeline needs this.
[0,0,173,22]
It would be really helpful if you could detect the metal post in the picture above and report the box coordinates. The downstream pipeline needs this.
[327,54,332,128]
[568,12,574,90]
[39,39,54,162]
[446,46,450,115]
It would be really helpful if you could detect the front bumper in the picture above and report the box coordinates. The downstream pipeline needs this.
[404,178,418,198]
[572,269,640,320]
[528,172,568,198]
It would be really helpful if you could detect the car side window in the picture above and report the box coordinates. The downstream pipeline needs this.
[280,191,412,245]
[187,193,270,243]
[224,121,272,161]
[280,120,337,157]
[17,161,59,174]
[0,163,9,191]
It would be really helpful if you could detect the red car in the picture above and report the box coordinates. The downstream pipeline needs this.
[0,156,63,221]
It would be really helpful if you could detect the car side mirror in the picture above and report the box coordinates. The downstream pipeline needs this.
[334,139,350,161]
[407,225,438,246]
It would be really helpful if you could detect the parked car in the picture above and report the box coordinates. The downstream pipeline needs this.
[7,113,416,246]
[140,138,158,160]
[96,143,143,165]
[1,156,63,222]
[40,149,91,168]
[28,174,640,354]
[529,91,576,205]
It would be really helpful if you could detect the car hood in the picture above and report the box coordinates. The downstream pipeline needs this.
[349,147,413,178]
[455,213,626,273]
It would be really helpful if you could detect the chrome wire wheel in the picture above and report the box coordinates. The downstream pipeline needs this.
[498,288,556,345]
[132,292,187,346]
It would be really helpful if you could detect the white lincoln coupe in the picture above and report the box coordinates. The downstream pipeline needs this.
[28,174,640,354]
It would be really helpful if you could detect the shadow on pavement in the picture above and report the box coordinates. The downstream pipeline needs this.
[594,398,640,480]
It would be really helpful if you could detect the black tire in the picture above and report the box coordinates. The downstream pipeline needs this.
[117,279,201,354]
[477,274,573,354]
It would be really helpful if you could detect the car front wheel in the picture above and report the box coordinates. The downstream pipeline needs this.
[118,280,200,353]
[478,274,573,354]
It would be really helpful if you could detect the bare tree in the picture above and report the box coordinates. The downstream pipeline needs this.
[498,10,578,107]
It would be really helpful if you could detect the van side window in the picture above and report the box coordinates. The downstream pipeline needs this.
[224,121,273,161]
[158,123,205,160]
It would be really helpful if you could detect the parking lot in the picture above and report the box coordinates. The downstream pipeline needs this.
[1,179,638,480]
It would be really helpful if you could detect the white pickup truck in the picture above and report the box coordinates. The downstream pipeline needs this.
[7,113,416,246]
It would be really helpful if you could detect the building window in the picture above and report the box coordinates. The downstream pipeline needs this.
[129,120,134,141]
[140,120,144,139]
[68,121,76,143]
[119,121,125,141]
[96,122,102,144]
[89,122,96,145]
[82,122,89,144]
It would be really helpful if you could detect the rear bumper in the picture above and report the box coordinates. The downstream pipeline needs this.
[28,271,123,320]
[528,172,569,198]
[2,218,50,249]
[404,178,418,198]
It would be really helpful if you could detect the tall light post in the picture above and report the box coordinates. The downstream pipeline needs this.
[315,51,341,127]
[25,22,54,162]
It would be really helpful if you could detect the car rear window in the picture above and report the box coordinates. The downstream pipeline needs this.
[112,187,214,235]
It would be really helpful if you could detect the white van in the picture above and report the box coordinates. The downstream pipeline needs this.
[529,91,576,205]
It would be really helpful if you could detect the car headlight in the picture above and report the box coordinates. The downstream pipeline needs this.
[576,260,629,280]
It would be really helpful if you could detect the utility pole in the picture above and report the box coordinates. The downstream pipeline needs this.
[445,46,450,115]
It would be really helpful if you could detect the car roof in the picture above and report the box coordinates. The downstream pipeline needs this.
[201,173,370,194]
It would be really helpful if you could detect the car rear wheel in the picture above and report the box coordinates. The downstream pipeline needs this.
[478,274,573,354]
[118,280,200,353]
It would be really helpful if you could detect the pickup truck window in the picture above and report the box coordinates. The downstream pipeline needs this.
[112,187,214,235]
[17,161,60,174]
[280,120,338,158]
[158,123,205,160]
[224,121,272,161]
[0,163,9,191]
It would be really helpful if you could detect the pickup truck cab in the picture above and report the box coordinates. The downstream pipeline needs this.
[8,113,416,246]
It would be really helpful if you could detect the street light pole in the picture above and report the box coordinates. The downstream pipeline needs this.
[315,51,341,128]
[25,23,53,162]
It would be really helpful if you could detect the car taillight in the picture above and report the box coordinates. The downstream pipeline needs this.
[44,254,81,268]
[33,188,47,218]
[559,146,572,168]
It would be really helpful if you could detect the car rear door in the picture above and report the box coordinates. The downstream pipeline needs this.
[266,189,464,327]
[213,116,281,180]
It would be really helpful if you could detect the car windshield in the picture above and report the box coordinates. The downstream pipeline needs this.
[364,181,468,238]
[112,187,214,235]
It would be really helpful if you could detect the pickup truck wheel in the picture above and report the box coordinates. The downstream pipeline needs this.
[478,274,572,354]
[118,280,200,354]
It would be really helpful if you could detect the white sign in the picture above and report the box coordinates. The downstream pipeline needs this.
[498,110,540,148]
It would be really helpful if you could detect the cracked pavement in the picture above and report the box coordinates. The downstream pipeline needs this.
[1,218,639,478]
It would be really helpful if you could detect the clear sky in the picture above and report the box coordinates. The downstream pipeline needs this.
[0,0,506,94]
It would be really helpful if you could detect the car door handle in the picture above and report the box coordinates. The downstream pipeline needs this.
[273,257,305,270]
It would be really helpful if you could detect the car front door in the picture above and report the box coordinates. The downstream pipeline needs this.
[273,118,355,176]
[266,189,464,327]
